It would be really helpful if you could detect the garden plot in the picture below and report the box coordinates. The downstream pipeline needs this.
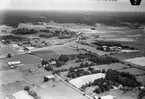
[7,54,42,64]
[69,73,105,88]
[125,57,145,67]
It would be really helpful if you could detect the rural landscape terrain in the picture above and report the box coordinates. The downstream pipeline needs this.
[0,10,145,99]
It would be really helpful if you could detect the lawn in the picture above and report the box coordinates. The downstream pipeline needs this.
[7,54,42,64]
[31,50,59,60]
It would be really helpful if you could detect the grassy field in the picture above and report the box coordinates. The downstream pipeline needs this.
[32,78,88,99]
[84,63,130,71]
[125,57,145,67]
[136,75,145,86]
[111,52,143,60]
[0,69,24,85]
[52,46,80,55]
[0,46,18,56]
[7,54,42,64]
[0,81,31,99]
[31,50,59,60]
[69,73,105,88]
[117,68,145,76]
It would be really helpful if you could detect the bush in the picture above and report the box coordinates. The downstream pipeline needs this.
[24,86,30,92]
[7,53,12,58]
[29,91,37,97]
[58,54,69,62]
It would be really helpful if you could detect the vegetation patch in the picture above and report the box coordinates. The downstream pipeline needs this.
[12,28,38,35]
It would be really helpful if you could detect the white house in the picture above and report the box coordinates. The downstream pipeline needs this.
[12,90,34,99]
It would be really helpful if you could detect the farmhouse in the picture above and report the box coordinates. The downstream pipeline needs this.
[12,90,34,99]
[8,61,21,66]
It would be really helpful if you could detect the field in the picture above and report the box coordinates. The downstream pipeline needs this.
[125,57,145,67]
[0,81,31,99]
[84,63,130,71]
[0,46,18,56]
[7,54,42,64]
[118,68,145,76]
[69,73,105,88]
[31,50,59,60]
[32,78,88,99]
[111,52,143,60]
[136,75,145,86]
[0,69,24,85]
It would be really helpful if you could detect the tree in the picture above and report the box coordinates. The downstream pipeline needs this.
[93,87,101,94]
[58,54,69,62]
[7,53,12,58]
[34,96,41,99]
[29,91,37,97]
[24,86,30,92]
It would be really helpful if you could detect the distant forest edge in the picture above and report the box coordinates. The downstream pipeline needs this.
[0,10,145,27]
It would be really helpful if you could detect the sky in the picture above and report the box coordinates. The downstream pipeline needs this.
[0,0,145,12]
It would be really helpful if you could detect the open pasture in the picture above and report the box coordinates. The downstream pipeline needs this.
[7,54,42,64]
[31,50,59,60]
[0,46,18,56]
[0,69,24,86]
[111,52,143,60]
[69,73,105,88]
[32,78,88,99]
[117,68,145,76]
[125,57,145,67]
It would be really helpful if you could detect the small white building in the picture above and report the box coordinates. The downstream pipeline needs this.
[49,61,56,65]
[12,90,34,99]
[94,95,114,99]
[26,47,35,50]
[8,61,21,66]
[44,75,55,79]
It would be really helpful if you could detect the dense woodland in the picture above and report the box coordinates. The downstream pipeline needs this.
[0,35,28,43]
[80,69,141,94]
[12,28,38,35]
[77,53,119,65]
[92,40,136,50]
